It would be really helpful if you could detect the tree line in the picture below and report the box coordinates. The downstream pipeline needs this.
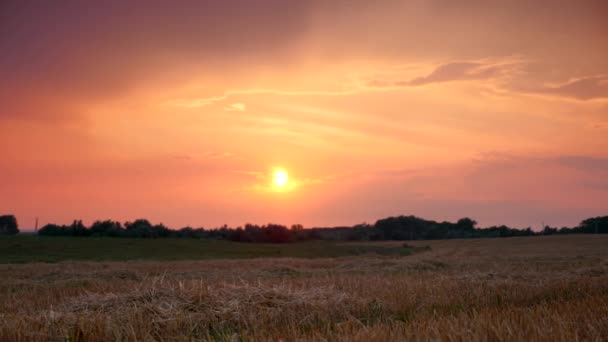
[1,213,607,243]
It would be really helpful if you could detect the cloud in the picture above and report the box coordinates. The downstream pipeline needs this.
[583,180,608,191]
[163,59,522,109]
[0,0,313,121]
[525,75,608,101]
[589,122,608,130]
[224,103,246,112]
[164,87,365,108]
[408,62,503,86]
[232,170,265,179]
[171,151,236,160]
[166,96,229,109]
[466,153,608,196]
[555,155,608,171]
[471,152,608,174]
[364,59,608,101]
[201,151,235,159]
[365,59,522,89]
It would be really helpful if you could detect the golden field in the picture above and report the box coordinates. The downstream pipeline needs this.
[1,235,608,341]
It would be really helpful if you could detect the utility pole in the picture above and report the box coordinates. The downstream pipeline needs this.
[35,217,38,232]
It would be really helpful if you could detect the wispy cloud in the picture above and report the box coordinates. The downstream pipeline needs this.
[467,152,608,195]
[516,75,608,101]
[588,122,608,130]
[164,88,366,109]
[202,151,235,159]
[408,62,511,86]
[366,58,523,88]
[224,103,246,112]
[555,155,608,171]
[171,151,236,161]
[232,170,265,180]
[365,59,608,101]
[163,56,607,114]
[162,62,505,110]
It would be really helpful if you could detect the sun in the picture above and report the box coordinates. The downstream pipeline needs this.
[273,169,289,188]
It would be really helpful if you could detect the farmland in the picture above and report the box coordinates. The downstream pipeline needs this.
[0,236,422,263]
[1,235,607,340]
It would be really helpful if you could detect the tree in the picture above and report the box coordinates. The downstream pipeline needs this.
[579,216,608,234]
[90,220,123,237]
[290,224,304,231]
[38,223,67,236]
[374,215,436,240]
[70,220,89,236]
[264,224,292,243]
[542,225,558,235]
[0,215,19,235]
[122,219,170,238]
[124,219,153,237]
[457,218,477,230]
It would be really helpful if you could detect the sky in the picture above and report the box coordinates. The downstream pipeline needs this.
[1,1,607,230]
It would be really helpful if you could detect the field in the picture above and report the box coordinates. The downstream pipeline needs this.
[1,235,607,341]
[0,236,421,263]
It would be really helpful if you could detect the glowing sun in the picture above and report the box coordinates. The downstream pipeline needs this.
[273,169,289,188]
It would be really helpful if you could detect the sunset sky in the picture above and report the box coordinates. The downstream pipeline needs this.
[2,1,607,230]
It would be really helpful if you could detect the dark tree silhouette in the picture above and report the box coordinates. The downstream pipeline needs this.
[0,215,19,235]
[28,213,608,241]
[457,218,477,230]
[580,216,608,234]
[124,219,170,238]
[90,220,124,237]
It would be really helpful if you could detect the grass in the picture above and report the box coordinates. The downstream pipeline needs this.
[0,235,607,340]
[0,236,422,263]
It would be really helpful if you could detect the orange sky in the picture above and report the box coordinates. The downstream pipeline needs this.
[1,1,607,229]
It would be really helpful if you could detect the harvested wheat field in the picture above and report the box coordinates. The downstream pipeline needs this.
[1,235,608,341]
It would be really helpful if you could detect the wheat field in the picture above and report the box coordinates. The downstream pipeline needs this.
[1,235,607,341]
